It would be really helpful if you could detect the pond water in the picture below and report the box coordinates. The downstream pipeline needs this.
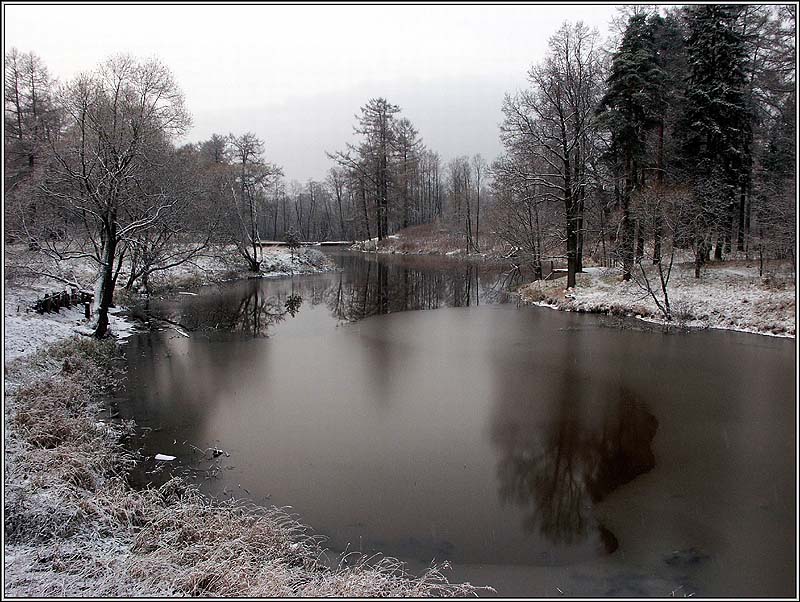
[116,251,796,597]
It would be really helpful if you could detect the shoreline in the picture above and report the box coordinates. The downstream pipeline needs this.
[3,246,480,597]
[3,246,338,364]
[516,262,795,339]
[4,244,794,595]
[3,338,477,596]
[522,297,795,339]
[345,236,795,340]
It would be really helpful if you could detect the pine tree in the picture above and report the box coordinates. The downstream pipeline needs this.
[598,13,667,280]
[680,4,753,265]
[649,11,687,263]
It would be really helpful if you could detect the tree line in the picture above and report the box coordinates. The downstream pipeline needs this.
[494,5,795,292]
[3,49,491,336]
[4,4,796,335]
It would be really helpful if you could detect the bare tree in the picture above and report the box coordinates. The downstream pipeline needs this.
[122,143,221,293]
[327,167,349,240]
[4,49,58,240]
[224,132,283,272]
[629,186,689,320]
[500,22,604,288]
[38,55,190,337]
[472,154,487,253]
[328,98,401,240]
[392,117,422,229]
[491,153,558,279]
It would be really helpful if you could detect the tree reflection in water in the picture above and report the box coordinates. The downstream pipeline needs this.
[135,253,659,553]
[492,351,658,553]
[166,279,303,338]
[284,293,303,317]
[147,254,519,337]
[324,254,513,322]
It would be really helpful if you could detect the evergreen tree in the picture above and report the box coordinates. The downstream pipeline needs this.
[680,4,753,265]
[648,11,687,262]
[598,13,667,280]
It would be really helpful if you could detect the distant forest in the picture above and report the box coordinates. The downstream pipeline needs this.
[4,5,796,328]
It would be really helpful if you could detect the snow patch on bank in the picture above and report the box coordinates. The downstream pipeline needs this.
[4,287,137,364]
[142,246,336,291]
[3,246,336,365]
[519,262,796,338]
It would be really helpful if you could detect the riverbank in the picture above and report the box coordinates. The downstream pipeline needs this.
[3,245,335,362]
[3,247,479,596]
[518,260,796,338]
[3,338,478,596]
[351,223,508,259]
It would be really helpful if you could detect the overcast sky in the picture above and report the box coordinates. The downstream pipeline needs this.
[5,4,622,181]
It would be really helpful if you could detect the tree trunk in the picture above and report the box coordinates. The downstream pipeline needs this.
[94,232,117,338]
[336,188,345,240]
[736,182,746,252]
[566,213,578,289]
[694,242,704,279]
[563,151,577,289]
[575,186,585,272]
[620,157,635,281]
[636,220,645,260]
[402,150,409,229]
[464,180,473,255]
[475,186,480,253]
[652,122,665,263]
[361,180,371,240]
[744,186,752,257]
[652,219,662,264]
[714,232,723,261]
[724,200,734,255]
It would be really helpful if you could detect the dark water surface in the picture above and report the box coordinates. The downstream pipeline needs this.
[117,251,796,597]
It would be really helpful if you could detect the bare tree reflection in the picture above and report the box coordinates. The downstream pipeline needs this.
[140,253,527,336]
[229,284,287,336]
[284,293,303,317]
[584,388,658,504]
[493,369,658,552]
[324,253,515,322]
[155,280,294,338]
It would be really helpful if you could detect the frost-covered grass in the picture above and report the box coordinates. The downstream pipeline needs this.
[519,260,796,337]
[3,337,483,597]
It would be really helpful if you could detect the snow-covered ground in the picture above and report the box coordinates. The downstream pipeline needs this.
[3,245,139,363]
[519,261,796,337]
[144,245,335,289]
[3,290,136,363]
[3,245,336,365]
